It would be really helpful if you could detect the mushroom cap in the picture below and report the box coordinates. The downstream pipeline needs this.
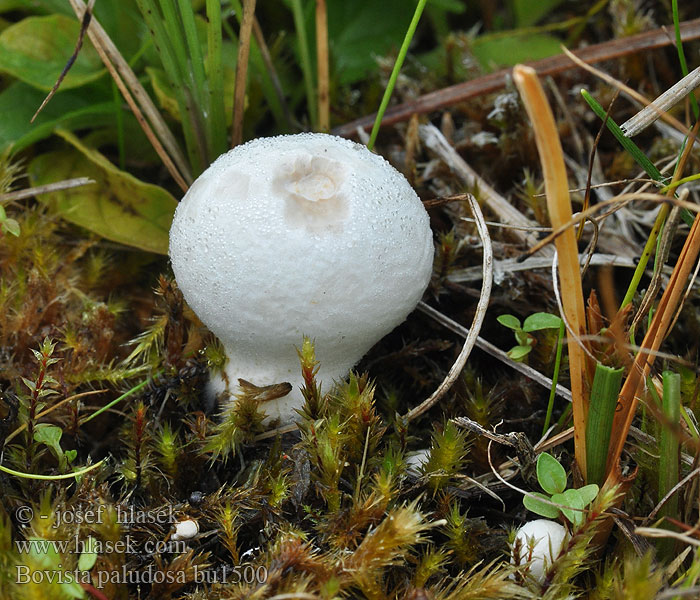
[511,519,568,582]
[169,133,434,421]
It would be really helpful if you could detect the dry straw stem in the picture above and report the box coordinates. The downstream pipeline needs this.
[606,214,700,480]
[231,0,257,147]
[605,120,700,481]
[419,124,544,250]
[513,64,589,480]
[68,0,191,191]
[404,193,492,422]
[0,177,94,202]
[315,0,330,132]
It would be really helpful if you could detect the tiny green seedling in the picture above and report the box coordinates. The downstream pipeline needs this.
[497,312,562,361]
[523,452,598,528]
[0,204,19,237]
[33,425,77,472]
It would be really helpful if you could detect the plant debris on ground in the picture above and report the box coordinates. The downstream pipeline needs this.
[1,1,700,598]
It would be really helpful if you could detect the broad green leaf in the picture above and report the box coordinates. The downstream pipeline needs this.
[507,345,531,361]
[523,312,562,332]
[537,452,567,495]
[523,492,561,519]
[0,15,104,91]
[28,130,177,254]
[497,314,521,331]
[326,0,413,85]
[472,33,563,70]
[0,81,114,154]
[577,484,599,507]
[554,488,586,528]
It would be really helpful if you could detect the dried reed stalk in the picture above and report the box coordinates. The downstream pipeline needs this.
[232,0,257,147]
[513,64,590,480]
[605,139,700,483]
[315,0,330,131]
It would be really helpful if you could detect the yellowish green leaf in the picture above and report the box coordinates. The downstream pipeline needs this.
[28,130,177,254]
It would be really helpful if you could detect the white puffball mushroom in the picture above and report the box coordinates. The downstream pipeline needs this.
[511,519,568,582]
[171,519,200,541]
[169,133,434,423]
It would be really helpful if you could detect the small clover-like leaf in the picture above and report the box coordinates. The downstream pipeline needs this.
[78,536,98,571]
[508,345,532,361]
[523,312,562,332]
[577,483,599,507]
[553,489,586,528]
[497,314,522,331]
[536,452,567,495]
[2,218,19,236]
[523,492,561,519]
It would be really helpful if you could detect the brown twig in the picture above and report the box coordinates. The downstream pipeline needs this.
[232,0,257,147]
[513,64,590,480]
[333,18,700,137]
[315,0,329,132]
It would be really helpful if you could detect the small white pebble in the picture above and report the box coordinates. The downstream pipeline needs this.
[171,519,199,541]
[511,519,567,582]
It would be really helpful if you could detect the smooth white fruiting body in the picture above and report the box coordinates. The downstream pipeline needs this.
[169,133,434,423]
[511,519,568,582]
[171,519,199,541]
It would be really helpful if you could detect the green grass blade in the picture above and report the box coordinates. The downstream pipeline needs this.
[289,0,317,128]
[135,0,200,171]
[580,89,663,180]
[206,0,227,156]
[581,88,695,310]
[585,363,624,485]
[542,320,565,436]
[368,0,428,151]
[658,369,681,561]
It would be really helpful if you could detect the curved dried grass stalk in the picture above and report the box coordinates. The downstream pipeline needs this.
[404,193,493,422]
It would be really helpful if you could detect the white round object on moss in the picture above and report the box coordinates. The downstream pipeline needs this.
[511,519,567,582]
[171,519,199,541]
[169,133,434,423]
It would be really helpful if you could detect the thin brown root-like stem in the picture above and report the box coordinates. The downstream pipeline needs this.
[32,0,95,123]
[315,0,330,132]
[513,64,590,481]
[646,467,700,525]
[68,0,191,191]
[232,0,257,147]
[580,89,619,241]
[404,194,492,422]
